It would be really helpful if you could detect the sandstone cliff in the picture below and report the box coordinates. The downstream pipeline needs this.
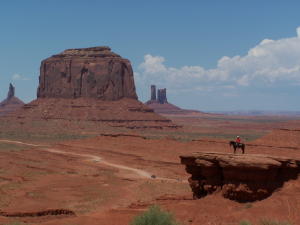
[37,46,137,100]
[3,47,178,130]
[180,152,300,202]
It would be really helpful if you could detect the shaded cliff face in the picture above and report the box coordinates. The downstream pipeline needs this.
[37,46,138,100]
[180,152,300,202]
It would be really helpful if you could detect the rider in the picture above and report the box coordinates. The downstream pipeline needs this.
[236,136,241,144]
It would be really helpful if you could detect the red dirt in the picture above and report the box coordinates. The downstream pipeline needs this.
[0,127,299,225]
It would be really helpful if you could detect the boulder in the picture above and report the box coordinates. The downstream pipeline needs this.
[180,152,300,202]
[37,46,137,100]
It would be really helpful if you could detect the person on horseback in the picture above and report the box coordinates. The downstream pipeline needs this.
[230,136,245,154]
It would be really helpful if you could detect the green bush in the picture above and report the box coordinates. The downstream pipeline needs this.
[4,222,29,225]
[238,219,293,225]
[130,205,179,225]
[260,219,293,225]
[240,220,252,225]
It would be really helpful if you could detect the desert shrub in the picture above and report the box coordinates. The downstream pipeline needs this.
[239,220,252,225]
[130,205,179,225]
[260,219,293,225]
[4,222,29,225]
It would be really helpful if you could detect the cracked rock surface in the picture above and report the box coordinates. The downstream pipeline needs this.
[180,152,300,202]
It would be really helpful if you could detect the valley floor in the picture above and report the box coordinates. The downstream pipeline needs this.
[0,131,299,225]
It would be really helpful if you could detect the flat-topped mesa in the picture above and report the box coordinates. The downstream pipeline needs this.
[180,152,300,202]
[37,46,138,100]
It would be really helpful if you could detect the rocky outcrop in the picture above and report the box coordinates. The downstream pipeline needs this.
[0,83,24,116]
[157,88,167,104]
[37,46,137,100]
[2,47,180,131]
[180,152,300,202]
[151,85,156,101]
[146,85,200,114]
[146,85,168,104]
[0,209,75,217]
[7,83,15,99]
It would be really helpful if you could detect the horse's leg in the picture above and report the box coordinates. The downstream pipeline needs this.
[242,145,245,154]
[234,147,236,154]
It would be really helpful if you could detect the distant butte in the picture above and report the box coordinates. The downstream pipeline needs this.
[4,47,179,130]
[145,85,205,115]
[37,46,137,100]
[0,83,24,116]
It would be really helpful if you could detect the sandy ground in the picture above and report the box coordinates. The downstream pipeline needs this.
[0,128,299,225]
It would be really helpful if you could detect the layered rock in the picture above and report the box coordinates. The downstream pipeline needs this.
[3,47,179,130]
[180,152,300,202]
[37,46,137,100]
[10,98,178,129]
[0,83,24,116]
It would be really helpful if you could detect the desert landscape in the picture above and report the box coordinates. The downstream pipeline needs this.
[0,44,299,225]
[2,2,300,225]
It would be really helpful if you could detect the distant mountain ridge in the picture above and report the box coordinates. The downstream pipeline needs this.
[209,110,300,116]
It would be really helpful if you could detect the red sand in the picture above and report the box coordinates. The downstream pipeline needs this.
[0,129,299,225]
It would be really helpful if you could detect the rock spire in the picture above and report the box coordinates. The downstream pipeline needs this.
[7,83,15,99]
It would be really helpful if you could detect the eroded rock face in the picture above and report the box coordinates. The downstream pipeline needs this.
[157,88,167,104]
[0,84,24,116]
[180,152,300,202]
[37,46,138,100]
[151,85,156,101]
[7,83,15,99]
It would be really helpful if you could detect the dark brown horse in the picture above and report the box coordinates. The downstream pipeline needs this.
[229,141,245,154]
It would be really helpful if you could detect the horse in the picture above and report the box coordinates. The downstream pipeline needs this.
[229,141,245,154]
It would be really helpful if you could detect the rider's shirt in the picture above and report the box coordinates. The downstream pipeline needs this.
[236,137,241,143]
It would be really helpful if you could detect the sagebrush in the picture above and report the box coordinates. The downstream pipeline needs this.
[130,205,179,225]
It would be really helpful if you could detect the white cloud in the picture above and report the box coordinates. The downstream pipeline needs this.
[12,73,29,80]
[136,27,300,94]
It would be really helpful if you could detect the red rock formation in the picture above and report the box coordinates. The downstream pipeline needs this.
[157,88,167,104]
[151,85,156,101]
[146,85,204,114]
[37,46,137,100]
[2,47,180,131]
[7,83,15,99]
[0,83,24,116]
[180,152,300,202]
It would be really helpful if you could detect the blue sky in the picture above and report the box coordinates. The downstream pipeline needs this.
[1,0,300,111]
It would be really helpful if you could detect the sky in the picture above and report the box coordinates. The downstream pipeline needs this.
[1,0,300,111]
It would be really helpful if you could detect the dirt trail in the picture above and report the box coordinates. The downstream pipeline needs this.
[0,139,181,182]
